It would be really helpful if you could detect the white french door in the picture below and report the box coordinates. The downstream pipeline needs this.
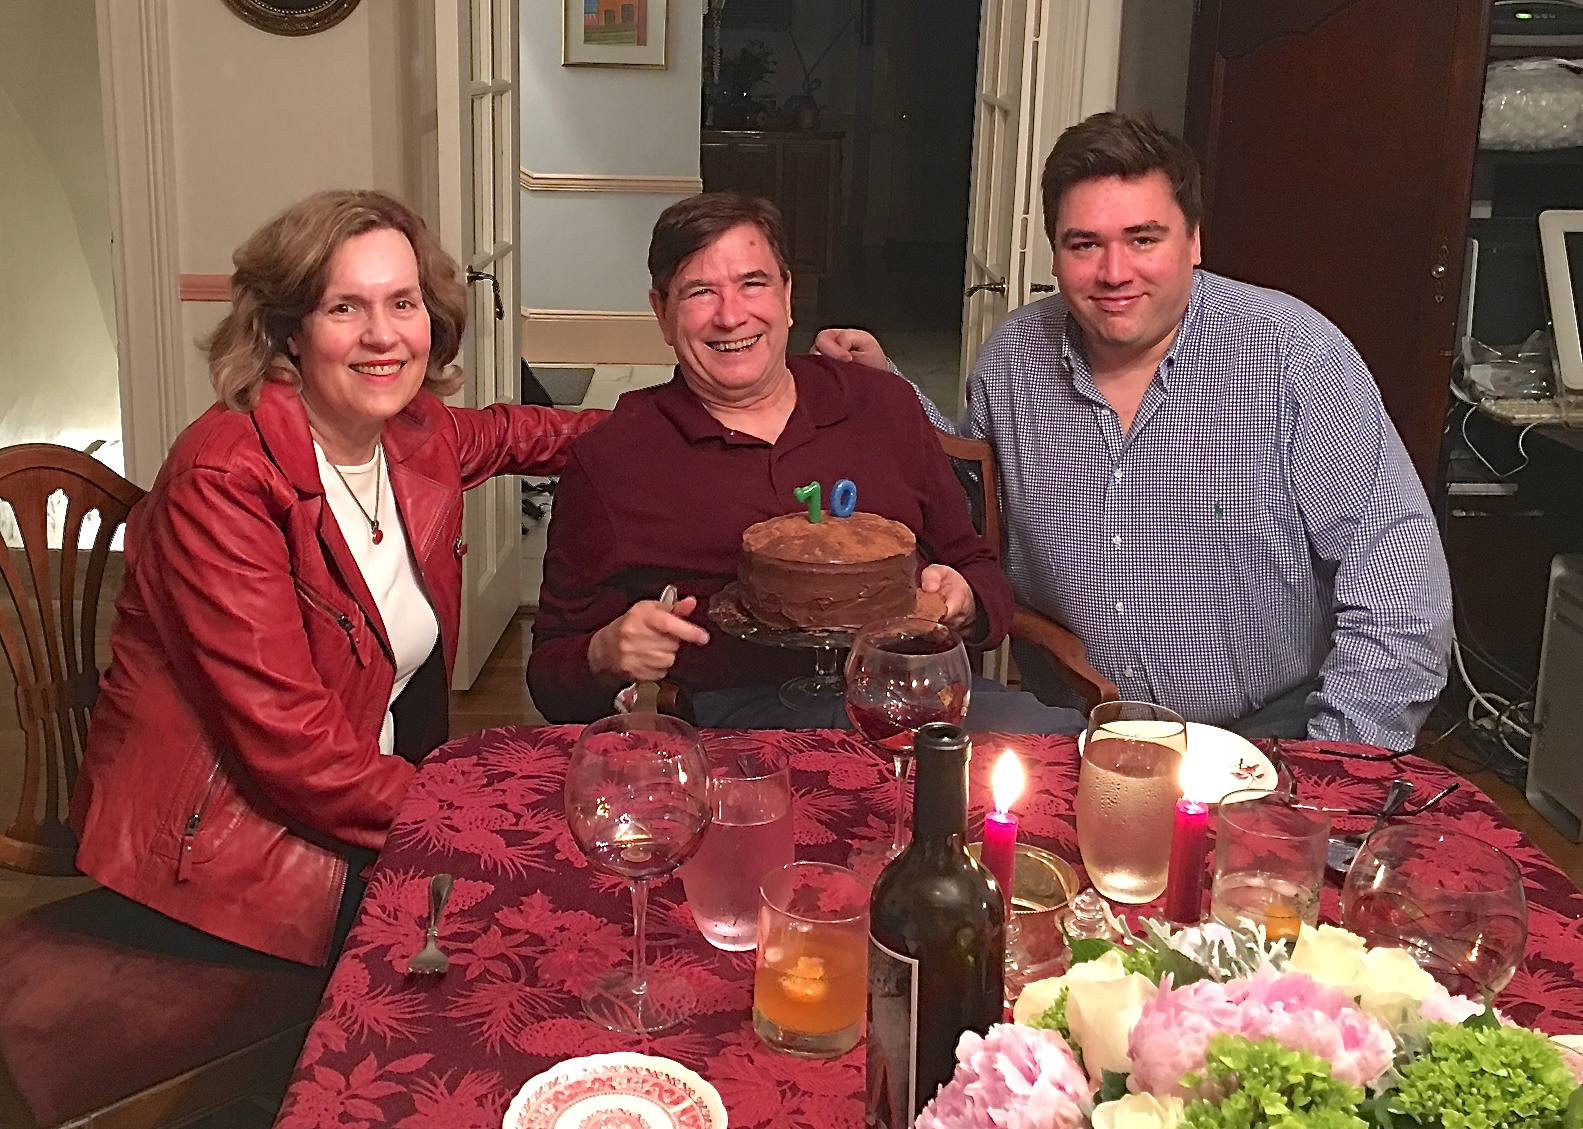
[959,0,1123,410]
[434,0,521,688]
[960,0,1031,412]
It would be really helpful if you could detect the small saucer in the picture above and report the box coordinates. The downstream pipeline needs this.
[504,1053,727,1129]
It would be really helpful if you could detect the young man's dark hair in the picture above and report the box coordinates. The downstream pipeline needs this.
[647,192,793,294]
[1040,112,1204,246]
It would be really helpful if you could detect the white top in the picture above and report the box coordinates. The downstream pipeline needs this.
[314,442,440,757]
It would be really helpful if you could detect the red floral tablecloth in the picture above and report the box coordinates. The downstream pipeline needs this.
[275,730,1583,1129]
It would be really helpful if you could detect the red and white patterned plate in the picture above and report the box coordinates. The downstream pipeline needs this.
[504,1053,728,1129]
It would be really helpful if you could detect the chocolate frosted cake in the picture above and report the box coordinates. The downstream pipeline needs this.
[738,511,918,631]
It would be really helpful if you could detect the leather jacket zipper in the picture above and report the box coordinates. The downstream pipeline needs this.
[177,762,221,882]
[296,580,357,642]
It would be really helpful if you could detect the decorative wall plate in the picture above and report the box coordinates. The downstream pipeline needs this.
[220,0,361,37]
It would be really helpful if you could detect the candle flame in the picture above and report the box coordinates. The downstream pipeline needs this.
[991,750,1025,813]
[1178,751,1240,804]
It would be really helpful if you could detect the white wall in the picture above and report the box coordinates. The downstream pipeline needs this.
[0,0,120,469]
[519,0,705,312]
[164,0,420,425]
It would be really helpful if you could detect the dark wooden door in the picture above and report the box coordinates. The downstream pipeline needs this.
[1185,0,1491,484]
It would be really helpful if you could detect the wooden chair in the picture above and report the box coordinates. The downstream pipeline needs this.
[0,444,328,1129]
[936,432,1119,712]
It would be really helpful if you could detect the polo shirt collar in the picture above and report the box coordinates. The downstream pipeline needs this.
[651,356,850,444]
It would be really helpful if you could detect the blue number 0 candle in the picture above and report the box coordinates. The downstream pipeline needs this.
[831,479,858,518]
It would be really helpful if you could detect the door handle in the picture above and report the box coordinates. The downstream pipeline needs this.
[466,268,505,321]
[964,278,1008,298]
[1029,282,1058,293]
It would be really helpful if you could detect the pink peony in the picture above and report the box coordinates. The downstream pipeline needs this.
[1127,969,1396,1099]
[916,1023,1091,1129]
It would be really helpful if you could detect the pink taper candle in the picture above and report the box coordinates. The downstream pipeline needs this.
[983,752,1026,914]
[1164,797,1209,923]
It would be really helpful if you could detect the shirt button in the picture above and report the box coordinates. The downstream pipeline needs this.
[1113,469,1124,481]
[1115,601,1125,613]
[1111,535,1122,548]
[1124,667,1137,679]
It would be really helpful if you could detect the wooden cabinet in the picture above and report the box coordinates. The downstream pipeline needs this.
[701,131,842,278]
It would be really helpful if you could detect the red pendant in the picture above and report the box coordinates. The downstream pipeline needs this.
[371,525,384,545]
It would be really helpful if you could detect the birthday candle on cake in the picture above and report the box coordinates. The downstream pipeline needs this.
[793,481,822,523]
[831,479,857,518]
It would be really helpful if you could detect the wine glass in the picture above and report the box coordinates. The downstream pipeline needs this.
[1340,824,1528,998]
[564,712,712,1033]
[844,616,971,870]
[1076,701,1187,904]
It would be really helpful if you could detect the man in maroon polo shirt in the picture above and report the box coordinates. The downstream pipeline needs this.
[528,192,1080,731]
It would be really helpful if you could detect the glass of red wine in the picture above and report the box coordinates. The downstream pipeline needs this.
[844,616,971,871]
[564,712,712,1033]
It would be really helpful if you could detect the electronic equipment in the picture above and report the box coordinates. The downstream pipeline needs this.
[1526,554,1583,840]
[1492,0,1583,45]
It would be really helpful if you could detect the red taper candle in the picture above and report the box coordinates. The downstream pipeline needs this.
[1164,796,1209,923]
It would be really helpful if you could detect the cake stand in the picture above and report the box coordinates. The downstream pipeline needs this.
[708,583,853,712]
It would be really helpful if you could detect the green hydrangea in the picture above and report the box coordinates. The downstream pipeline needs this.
[1391,1022,1575,1129]
[1181,1034,1366,1129]
[1026,985,1069,1037]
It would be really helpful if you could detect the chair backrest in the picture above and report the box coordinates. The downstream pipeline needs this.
[936,432,1003,552]
[0,444,143,875]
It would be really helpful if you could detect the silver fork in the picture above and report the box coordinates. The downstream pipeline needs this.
[615,584,679,714]
[408,873,454,975]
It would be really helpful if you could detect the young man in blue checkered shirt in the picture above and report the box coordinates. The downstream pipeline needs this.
[817,112,1451,750]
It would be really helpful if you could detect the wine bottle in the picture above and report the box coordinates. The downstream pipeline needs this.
[866,722,1005,1128]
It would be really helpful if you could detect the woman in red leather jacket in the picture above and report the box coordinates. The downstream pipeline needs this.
[70,190,602,965]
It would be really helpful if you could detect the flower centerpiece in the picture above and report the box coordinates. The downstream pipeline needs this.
[916,920,1583,1129]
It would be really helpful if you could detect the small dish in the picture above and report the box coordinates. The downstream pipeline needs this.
[1078,722,1278,801]
[504,1053,728,1129]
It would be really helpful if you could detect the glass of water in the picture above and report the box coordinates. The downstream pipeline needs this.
[1075,701,1187,903]
[1211,789,1331,942]
[680,736,795,950]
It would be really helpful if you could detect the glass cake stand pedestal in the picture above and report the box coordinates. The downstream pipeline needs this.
[708,583,854,712]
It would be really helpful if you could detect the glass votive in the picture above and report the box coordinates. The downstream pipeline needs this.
[1210,789,1330,942]
[968,842,1080,1000]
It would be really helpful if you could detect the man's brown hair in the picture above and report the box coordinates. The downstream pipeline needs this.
[1040,112,1203,245]
[204,189,467,412]
[647,192,792,295]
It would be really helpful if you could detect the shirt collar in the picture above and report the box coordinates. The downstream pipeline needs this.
[651,355,850,444]
[1057,268,1207,394]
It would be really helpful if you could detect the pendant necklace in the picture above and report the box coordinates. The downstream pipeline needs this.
[327,448,384,544]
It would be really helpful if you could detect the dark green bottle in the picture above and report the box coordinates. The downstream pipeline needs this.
[865,722,1005,1128]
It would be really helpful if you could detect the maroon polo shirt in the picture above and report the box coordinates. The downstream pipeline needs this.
[528,354,1014,722]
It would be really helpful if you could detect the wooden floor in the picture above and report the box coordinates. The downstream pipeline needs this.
[2,610,1581,1126]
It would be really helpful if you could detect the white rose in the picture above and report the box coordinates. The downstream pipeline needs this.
[1356,945,1442,1004]
[1288,923,1369,987]
[1012,949,1131,1025]
[1065,972,1156,1078]
[1091,1092,1186,1129]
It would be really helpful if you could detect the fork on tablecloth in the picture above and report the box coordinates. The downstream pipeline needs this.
[408,873,454,975]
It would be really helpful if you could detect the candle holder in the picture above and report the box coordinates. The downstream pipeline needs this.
[968,842,1079,1001]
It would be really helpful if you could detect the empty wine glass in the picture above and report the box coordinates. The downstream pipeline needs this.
[844,616,971,870]
[564,712,711,1033]
[1341,824,1528,998]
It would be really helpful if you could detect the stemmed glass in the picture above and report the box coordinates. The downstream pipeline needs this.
[844,616,971,871]
[564,712,711,1033]
[1340,824,1528,998]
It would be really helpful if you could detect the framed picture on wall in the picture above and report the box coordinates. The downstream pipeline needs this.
[563,0,668,68]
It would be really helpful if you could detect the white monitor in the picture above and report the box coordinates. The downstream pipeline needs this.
[1538,208,1583,395]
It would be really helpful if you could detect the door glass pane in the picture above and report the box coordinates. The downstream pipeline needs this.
[473,96,494,253]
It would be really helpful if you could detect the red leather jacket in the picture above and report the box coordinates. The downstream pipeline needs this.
[71,382,601,965]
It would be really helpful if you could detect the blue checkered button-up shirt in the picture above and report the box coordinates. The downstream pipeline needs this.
[922,270,1451,750]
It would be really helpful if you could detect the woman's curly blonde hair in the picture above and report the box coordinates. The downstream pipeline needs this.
[204,189,468,412]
